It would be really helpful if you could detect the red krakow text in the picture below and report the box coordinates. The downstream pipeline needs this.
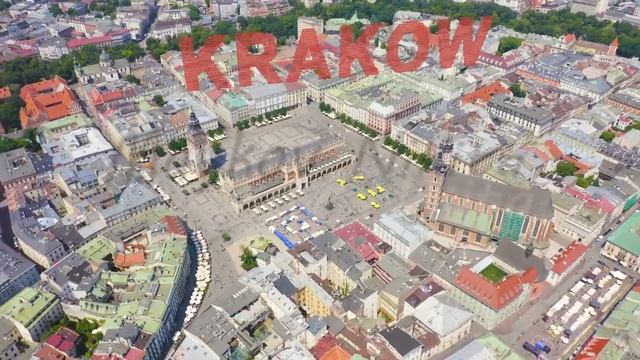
[180,16,492,92]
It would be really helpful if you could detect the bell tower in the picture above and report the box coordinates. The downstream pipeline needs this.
[422,137,453,222]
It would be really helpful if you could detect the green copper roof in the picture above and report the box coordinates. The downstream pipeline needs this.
[607,212,640,256]
[0,287,59,329]
[437,202,493,235]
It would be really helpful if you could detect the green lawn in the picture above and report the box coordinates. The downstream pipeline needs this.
[480,263,508,284]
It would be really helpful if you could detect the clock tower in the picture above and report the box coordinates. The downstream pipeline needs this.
[187,111,211,178]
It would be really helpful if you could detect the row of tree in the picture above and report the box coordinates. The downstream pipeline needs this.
[337,113,378,138]
[384,137,433,170]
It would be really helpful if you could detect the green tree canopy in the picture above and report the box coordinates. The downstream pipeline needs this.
[497,36,524,55]
[556,161,578,177]
[600,130,616,143]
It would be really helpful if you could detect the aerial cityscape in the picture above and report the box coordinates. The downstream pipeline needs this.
[0,0,640,359]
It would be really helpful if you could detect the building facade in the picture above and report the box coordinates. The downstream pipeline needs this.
[221,136,355,212]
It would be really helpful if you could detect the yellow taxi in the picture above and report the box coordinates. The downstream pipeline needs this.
[356,193,367,200]
[353,175,365,180]
[367,188,377,197]
[336,179,347,186]
[370,201,381,209]
[375,185,385,193]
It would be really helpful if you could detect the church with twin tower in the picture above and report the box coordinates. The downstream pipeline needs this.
[187,111,211,178]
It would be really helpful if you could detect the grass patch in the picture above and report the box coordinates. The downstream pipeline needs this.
[480,263,508,284]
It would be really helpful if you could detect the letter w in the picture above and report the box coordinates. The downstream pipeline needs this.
[438,16,492,69]
[179,35,230,91]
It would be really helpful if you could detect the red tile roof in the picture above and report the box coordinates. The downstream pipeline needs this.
[45,334,63,348]
[335,222,382,261]
[551,241,587,274]
[168,110,189,128]
[88,87,131,107]
[114,244,145,268]
[462,81,510,105]
[124,348,145,360]
[544,139,563,160]
[545,140,592,172]
[34,345,69,360]
[576,337,609,360]
[311,334,338,359]
[67,29,130,49]
[56,328,80,343]
[57,340,75,354]
[19,76,81,128]
[521,146,551,162]
[319,345,351,360]
[162,216,187,236]
[455,266,537,310]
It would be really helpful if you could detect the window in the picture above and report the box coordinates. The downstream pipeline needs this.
[522,216,530,234]
[438,223,445,232]
[449,225,455,235]
[532,219,541,238]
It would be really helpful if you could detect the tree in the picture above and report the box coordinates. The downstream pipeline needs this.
[240,247,257,270]
[208,170,219,184]
[168,138,186,151]
[497,36,524,55]
[155,146,166,157]
[153,94,166,107]
[625,121,640,132]
[396,143,407,155]
[576,176,594,188]
[173,160,181,167]
[222,232,231,241]
[600,130,616,143]
[0,0,11,11]
[510,83,526,98]
[556,161,578,177]
[49,5,62,16]
[211,140,222,154]
[187,4,201,21]
[208,128,223,137]
[351,21,364,39]
[384,136,395,147]
[126,74,140,85]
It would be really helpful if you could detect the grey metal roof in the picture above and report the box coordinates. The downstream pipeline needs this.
[0,242,36,292]
[310,233,369,282]
[442,171,554,219]
[379,326,421,356]
[488,94,554,126]
[273,273,297,298]
[493,240,550,281]
[0,148,36,184]
[378,209,431,249]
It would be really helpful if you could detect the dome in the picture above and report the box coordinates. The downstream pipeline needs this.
[188,111,203,133]
[99,50,113,66]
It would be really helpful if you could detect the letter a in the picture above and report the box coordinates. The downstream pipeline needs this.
[287,29,330,82]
